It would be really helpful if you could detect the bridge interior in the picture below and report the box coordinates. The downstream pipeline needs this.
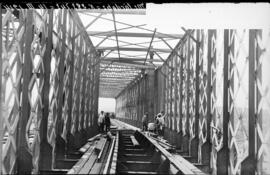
[1,7,270,175]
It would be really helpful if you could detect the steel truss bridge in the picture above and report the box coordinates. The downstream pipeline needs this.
[0,8,270,175]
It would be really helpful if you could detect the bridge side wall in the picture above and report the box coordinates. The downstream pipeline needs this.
[1,9,100,174]
[115,29,270,175]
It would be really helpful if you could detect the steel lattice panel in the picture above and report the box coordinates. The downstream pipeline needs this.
[254,30,270,175]
[1,9,25,174]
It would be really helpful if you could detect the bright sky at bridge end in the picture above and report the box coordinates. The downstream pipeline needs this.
[146,3,270,29]
[81,3,270,99]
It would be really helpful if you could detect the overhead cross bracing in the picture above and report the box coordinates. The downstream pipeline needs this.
[77,9,183,98]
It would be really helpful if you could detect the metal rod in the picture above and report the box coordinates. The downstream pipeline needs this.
[95,36,109,47]
[181,27,200,44]
[88,24,146,36]
[74,13,103,39]
[144,29,156,65]
[78,9,146,15]
[88,31,183,39]
[97,46,171,53]
[84,13,184,40]
[112,9,121,60]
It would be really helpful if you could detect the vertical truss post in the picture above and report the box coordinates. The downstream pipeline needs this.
[86,53,92,137]
[183,36,191,154]
[169,57,174,143]
[190,30,200,159]
[84,51,91,138]
[93,53,101,129]
[0,5,3,175]
[89,57,94,130]
[78,43,88,146]
[67,18,76,153]
[240,29,257,175]
[173,54,178,146]
[178,50,183,150]
[39,9,54,171]
[54,9,67,162]
[17,10,34,174]
[74,35,84,150]
[148,52,155,123]
[216,29,230,175]
[136,79,139,128]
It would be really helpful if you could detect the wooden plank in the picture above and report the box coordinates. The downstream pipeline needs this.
[67,146,95,174]
[97,138,107,160]
[130,135,139,146]
[143,132,205,175]
[109,132,119,174]
[78,149,98,174]
[103,137,116,174]
[79,142,92,153]
[87,134,102,142]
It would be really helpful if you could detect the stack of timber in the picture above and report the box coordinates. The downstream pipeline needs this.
[67,133,113,174]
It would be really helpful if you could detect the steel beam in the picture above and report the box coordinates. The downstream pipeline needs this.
[74,13,102,39]
[101,57,164,62]
[144,29,156,65]
[0,6,2,175]
[88,31,183,39]
[78,9,146,15]
[112,9,120,60]
[101,60,155,69]
[97,46,171,53]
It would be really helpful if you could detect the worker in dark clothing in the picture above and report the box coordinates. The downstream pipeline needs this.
[142,112,148,131]
[104,112,111,132]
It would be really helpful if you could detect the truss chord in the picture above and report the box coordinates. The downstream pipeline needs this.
[97,46,171,53]
[84,13,184,40]
[78,9,146,15]
[91,31,179,49]
[88,31,183,39]
[88,24,146,36]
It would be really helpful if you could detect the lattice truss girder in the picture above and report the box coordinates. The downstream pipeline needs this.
[114,29,270,175]
[99,62,141,98]
[1,9,100,174]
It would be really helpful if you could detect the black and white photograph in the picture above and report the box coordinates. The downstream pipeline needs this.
[0,2,270,175]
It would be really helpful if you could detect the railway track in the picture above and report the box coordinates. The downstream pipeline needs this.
[117,130,160,174]
[68,119,207,174]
